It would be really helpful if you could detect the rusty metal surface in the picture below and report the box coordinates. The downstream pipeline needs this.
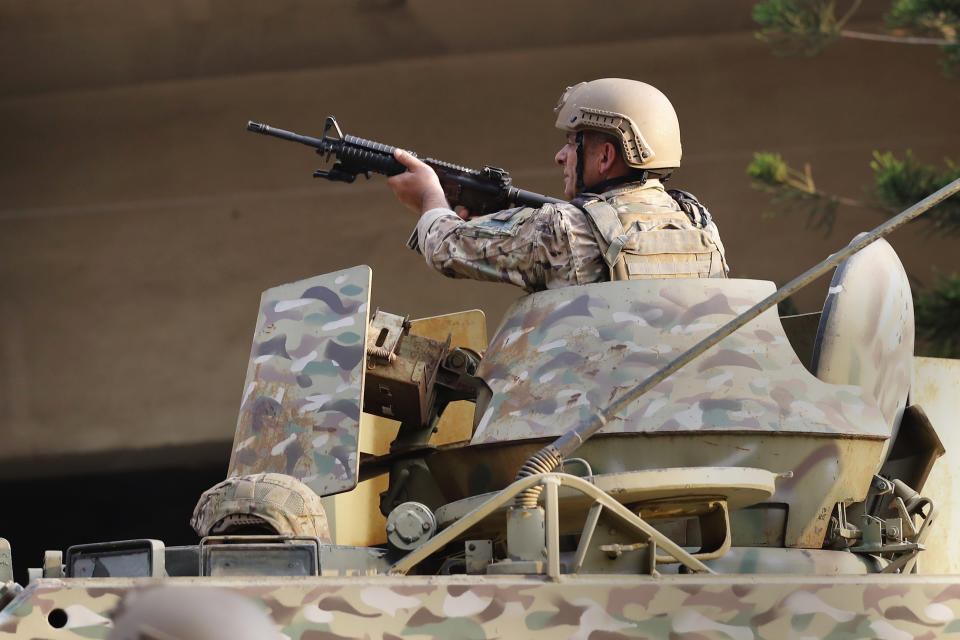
[4,574,960,638]
[363,331,448,427]
[328,309,487,547]
[473,278,890,444]
[226,265,371,497]
[812,238,914,462]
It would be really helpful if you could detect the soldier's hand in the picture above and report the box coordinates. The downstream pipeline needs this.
[387,149,450,214]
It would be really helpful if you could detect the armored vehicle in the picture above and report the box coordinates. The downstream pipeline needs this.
[2,208,960,637]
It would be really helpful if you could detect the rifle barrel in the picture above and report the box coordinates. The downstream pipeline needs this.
[509,187,565,207]
[247,121,326,150]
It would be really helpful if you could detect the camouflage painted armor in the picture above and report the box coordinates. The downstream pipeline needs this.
[412,181,728,292]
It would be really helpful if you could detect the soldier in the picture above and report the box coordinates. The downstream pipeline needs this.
[387,78,729,292]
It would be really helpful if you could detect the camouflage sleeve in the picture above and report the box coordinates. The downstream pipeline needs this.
[415,203,605,292]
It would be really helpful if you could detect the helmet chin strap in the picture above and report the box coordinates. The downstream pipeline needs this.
[581,172,648,196]
[575,131,650,195]
[575,131,585,194]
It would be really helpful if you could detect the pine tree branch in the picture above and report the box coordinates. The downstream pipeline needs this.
[840,29,956,45]
[836,0,863,29]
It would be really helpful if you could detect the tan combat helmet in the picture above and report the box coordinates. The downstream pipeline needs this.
[554,78,681,170]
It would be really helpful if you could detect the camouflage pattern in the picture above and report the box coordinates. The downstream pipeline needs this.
[226,266,371,497]
[443,277,894,548]
[3,252,955,639]
[415,181,728,292]
[812,237,914,463]
[4,575,960,639]
[473,277,888,442]
[700,547,880,575]
[106,585,277,640]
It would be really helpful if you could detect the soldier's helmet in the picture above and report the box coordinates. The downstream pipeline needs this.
[190,472,331,541]
[108,586,277,640]
[554,78,681,170]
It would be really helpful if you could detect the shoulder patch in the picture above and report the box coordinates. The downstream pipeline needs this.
[460,206,538,237]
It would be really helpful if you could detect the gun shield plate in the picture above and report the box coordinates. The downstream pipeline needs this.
[227,265,371,496]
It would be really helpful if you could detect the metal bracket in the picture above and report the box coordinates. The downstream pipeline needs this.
[323,115,344,141]
[42,550,63,579]
[465,540,493,574]
[390,473,715,578]
[366,310,407,363]
[832,501,861,541]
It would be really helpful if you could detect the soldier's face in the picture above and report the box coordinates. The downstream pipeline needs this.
[555,133,578,199]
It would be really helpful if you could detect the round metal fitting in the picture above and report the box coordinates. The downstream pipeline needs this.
[385,502,437,550]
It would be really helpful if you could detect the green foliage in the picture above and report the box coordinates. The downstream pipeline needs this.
[751,1,960,357]
[747,152,842,234]
[915,270,960,356]
[887,0,960,75]
[748,151,960,356]
[747,150,960,234]
[869,151,960,233]
[887,0,959,36]
[752,0,847,54]
[945,43,960,75]
[753,0,960,75]
[747,152,791,185]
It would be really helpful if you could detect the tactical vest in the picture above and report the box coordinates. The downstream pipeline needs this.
[575,186,729,281]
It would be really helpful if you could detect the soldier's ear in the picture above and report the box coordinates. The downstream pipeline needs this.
[599,140,619,173]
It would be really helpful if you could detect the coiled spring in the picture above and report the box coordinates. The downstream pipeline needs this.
[514,446,563,508]
[366,345,397,363]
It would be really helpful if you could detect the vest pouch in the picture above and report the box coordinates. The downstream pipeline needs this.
[621,214,695,234]
[576,192,728,281]
[619,227,721,279]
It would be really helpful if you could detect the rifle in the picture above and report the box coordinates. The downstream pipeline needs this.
[247,116,564,215]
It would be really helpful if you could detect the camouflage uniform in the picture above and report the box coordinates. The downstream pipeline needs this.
[411,181,728,293]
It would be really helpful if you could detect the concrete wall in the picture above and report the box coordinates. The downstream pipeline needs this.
[1,1,959,478]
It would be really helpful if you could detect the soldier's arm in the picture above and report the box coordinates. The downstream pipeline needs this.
[386,149,451,215]
[416,204,605,292]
